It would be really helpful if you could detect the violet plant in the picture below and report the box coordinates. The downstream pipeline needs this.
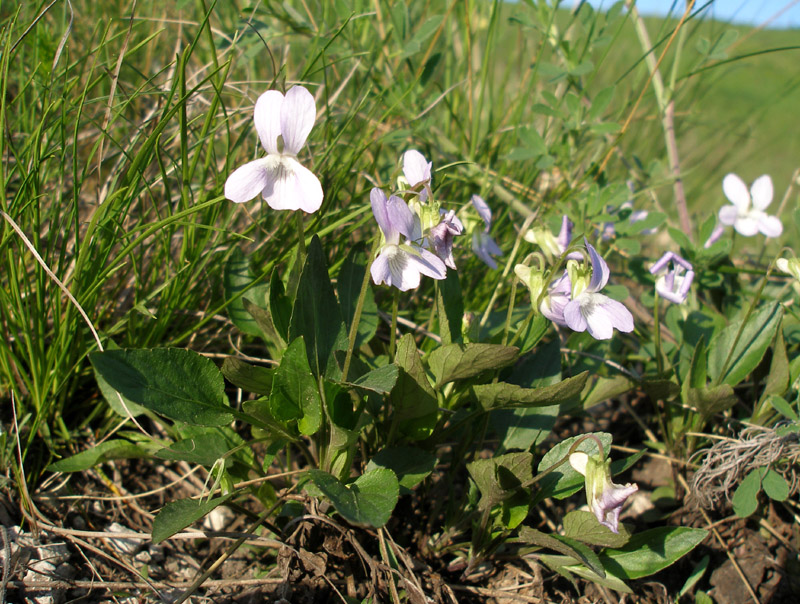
[44,2,800,598]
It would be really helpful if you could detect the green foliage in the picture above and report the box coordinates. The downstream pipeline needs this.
[6,0,794,597]
[308,468,399,528]
[152,495,234,544]
[89,348,233,427]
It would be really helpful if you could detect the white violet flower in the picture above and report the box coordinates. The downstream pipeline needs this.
[224,86,323,213]
[718,173,782,238]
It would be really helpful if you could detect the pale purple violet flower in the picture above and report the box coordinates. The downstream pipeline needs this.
[556,216,583,260]
[429,210,463,269]
[224,86,323,213]
[403,150,433,202]
[562,242,635,340]
[704,224,725,248]
[569,451,638,534]
[539,271,572,326]
[719,173,782,237]
[471,195,503,269]
[370,189,446,291]
[650,252,694,304]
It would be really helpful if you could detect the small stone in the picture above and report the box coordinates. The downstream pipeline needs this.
[37,542,71,566]
[106,522,142,556]
[25,559,57,582]
[134,549,152,564]
[202,506,234,532]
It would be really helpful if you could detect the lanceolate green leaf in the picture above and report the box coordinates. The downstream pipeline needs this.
[269,337,322,436]
[562,510,631,548]
[600,527,708,580]
[89,348,232,426]
[519,527,605,578]
[289,235,346,378]
[309,468,399,528]
[366,447,438,494]
[152,495,234,544]
[346,364,399,395]
[391,334,438,440]
[436,270,463,345]
[708,302,783,386]
[221,357,274,396]
[48,439,153,472]
[473,372,589,410]
[428,343,519,388]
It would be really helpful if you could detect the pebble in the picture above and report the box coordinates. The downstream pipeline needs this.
[106,521,142,556]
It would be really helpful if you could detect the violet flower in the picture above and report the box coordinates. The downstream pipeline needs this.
[703,224,725,249]
[403,149,433,202]
[562,242,635,340]
[369,189,446,291]
[650,252,694,304]
[719,173,783,237]
[525,215,581,261]
[470,195,503,269]
[225,86,323,213]
[429,209,463,269]
[539,270,572,326]
[569,451,638,534]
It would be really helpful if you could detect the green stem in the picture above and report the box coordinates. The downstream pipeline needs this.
[519,434,606,491]
[654,291,664,376]
[501,275,518,347]
[389,289,399,362]
[341,237,381,383]
[296,210,306,258]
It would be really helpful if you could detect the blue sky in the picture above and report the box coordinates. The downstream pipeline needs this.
[582,0,800,29]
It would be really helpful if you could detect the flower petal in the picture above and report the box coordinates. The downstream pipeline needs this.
[750,174,773,210]
[370,250,392,286]
[586,241,610,292]
[733,215,760,237]
[410,246,448,280]
[224,159,270,203]
[563,299,588,333]
[557,216,574,252]
[290,160,324,213]
[569,452,589,475]
[387,195,418,241]
[471,194,492,229]
[254,90,284,154]
[584,301,615,340]
[758,214,783,238]
[389,253,422,291]
[473,232,498,269]
[718,204,739,226]
[280,86,316,155]
[403,150,432,187]
[599,296,635,333]
[722,173,750,211]
[260,156,322,212]
[370,188,393,240]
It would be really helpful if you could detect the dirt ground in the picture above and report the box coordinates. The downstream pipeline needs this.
[2,404,800,603]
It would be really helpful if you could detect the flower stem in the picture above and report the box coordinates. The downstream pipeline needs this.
[341,238,381,383]
[520,434,605,491]
[389,289,399,362]
[296,210,306,258]
[653,291,664,376]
